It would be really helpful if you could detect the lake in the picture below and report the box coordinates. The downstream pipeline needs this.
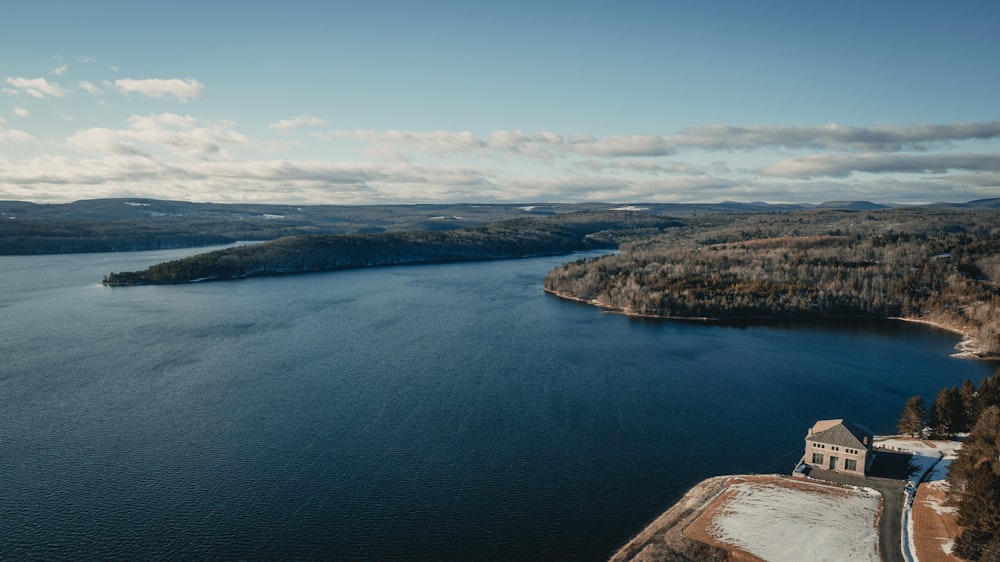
[1,247,995,560]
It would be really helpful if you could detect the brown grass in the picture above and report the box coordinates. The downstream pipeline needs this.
[912,481,963,562]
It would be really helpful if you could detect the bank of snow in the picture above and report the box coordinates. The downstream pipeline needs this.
[707,480,880,562]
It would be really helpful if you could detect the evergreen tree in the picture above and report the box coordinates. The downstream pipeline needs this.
[929,388,953,439]
[954,465,1000,561]
[961,378,979,428]
[979,373,1000,416]
[951,406,1000,487]
[897,395,926,438]
[949,385,970,435]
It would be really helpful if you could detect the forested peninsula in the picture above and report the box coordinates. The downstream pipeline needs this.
[102,212,681,285]
[545,208,1000,357]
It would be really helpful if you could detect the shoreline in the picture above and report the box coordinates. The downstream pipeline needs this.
[545,289,998,360]
[892,317,992,360]
[543,288,714,322]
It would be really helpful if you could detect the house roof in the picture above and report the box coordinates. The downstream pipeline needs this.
[806,419,874,449]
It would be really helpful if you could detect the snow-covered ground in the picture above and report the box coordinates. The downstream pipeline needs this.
[707,480,880,562]
[608,205,650,212]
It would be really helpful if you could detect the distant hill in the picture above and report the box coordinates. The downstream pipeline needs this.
[811,201,888,211]
[948,198,1000,209]
[0,197,995,254]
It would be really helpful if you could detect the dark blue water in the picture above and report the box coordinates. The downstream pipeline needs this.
[1,248,995,560]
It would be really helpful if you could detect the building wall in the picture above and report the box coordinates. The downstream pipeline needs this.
[804,439,869,475]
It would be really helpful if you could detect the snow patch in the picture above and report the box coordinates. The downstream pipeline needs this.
[608,205,650,212]
[708,482,880,562]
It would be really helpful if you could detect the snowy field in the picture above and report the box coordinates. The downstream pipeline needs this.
[707,479,880,562]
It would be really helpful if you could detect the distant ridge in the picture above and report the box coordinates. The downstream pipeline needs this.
[811,201,888,211]
[6,197,998,221]
[948,198,1000,209]
[2,197,996,255]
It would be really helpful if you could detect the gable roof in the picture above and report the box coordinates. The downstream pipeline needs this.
[806,419,874,449]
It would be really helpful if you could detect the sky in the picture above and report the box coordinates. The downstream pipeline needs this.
[1,0,999,205]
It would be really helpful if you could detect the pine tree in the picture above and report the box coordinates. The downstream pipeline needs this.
[961,378,979,428]
[897,395,926,438]
[929,388,952,439]
[949,385,969,434]
[979,373,1000,416]
[951,406,1000,487]
[954,465,1000,561]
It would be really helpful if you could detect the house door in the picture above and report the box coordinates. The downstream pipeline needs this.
[829,456,838,470]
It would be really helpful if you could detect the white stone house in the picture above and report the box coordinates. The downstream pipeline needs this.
[803,419,874,476]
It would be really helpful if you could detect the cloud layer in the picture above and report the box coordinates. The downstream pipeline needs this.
[1,102,998,205]
[327,121,1000,160]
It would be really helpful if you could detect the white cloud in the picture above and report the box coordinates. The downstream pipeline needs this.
[78,81,102,95]
[11,107,28,117]
[53,65,68,76]
[761,152,1000,178]
[4,76,67,98]
[669,121,1000,151]
[329,129,487,156]
[67,113,248,160]
[0,128,37,143]
[113,78,204,100]
[268,114,327,130]
[327,120,1000,160]
[572,159,707,175]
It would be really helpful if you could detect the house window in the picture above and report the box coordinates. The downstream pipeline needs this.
[845,459,858,472]
[812,453,824,465]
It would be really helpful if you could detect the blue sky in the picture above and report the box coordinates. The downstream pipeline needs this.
[1,0,998,204]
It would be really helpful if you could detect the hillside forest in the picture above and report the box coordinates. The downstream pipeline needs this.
[544,209,1000,356]
[102,212,680,285]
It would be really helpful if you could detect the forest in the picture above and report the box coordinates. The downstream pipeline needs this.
[0,198,640,255]
[897,369,1000,560]
[544,208,1000,356]
[102,211,682,285]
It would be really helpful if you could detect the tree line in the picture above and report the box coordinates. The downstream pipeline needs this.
[896,368,1000,560]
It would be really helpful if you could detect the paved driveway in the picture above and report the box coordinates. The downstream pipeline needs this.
[804,449,913,562]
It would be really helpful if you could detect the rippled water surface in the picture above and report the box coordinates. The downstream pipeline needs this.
[1,247,995,560]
